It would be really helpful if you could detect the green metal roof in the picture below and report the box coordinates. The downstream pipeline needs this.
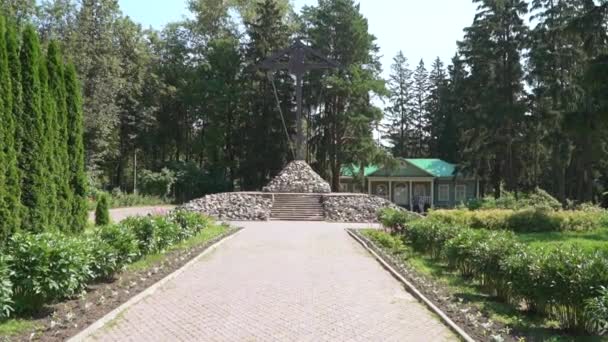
[404,159,456,178]
[340,159,458,178]
[340,164,379,177]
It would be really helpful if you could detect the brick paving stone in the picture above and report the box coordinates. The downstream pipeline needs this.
[88,221,457,342]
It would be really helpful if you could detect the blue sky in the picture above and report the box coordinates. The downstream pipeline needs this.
[118,0,478,78]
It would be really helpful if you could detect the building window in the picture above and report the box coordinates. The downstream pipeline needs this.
[438,184,449,201]
[455,185,467,202]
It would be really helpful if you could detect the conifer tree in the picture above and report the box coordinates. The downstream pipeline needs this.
[46,41,72,231]
[19,25,49,232]
[39,50,60,228]
[384,51,413,157]
[64,62,88,231]
[0,16,13,242]
[411,59,430,157]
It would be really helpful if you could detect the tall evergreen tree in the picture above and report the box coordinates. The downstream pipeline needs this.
[0,16,19,242]
[427,57,453,161]
[410,59,430,157]
[384,51,413,158]
[458,0,529,196]
[19,25,49,232]
[303,0,386,190]
[46,41,72,231]
[64,61,88,231]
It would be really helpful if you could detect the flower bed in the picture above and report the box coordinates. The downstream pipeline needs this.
[0,211,238,340]
[375,207,608,337]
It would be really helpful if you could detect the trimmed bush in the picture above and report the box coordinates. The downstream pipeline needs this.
[7,232,92,313]
[168,210,211,241]
[429,208,603,233]
[122,216,156,255]
[84,235,119,280]
[404,219,462,259]
[467,188,562,211]
[378,207,420,232]
[95,193,110,226]
[364,230,408,257]
[96,224,139,266]
[0,254,13,319]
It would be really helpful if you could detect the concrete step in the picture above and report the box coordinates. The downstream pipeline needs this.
[270,194,325,221]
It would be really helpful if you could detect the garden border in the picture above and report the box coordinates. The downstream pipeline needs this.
[68,227,244,342]
[346,228,476,342]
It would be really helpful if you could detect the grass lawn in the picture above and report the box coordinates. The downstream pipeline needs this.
[516,227,608,251]
[0,318,42,338]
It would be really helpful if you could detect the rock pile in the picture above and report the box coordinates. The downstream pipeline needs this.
[180,193,272,221]
[323,195,403,222]
[263,161,331,193]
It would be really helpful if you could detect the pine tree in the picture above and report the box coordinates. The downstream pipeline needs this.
[64,61,88,232]
[411,59,430,157]
[46,41,72,231]
[384,51,413,157]
[19,25,49,232]
[427,57,455,161]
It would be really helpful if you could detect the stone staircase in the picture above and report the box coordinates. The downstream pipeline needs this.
[270,194,325,221]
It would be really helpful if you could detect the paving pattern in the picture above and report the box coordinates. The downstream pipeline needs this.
[88,221,456,342]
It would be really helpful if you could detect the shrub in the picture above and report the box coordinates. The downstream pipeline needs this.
[8,232,92,313]
[443,228,484,277]
[168,210,210,241]
[404,219,462,259]
[95,193,111,226]
[378,207,419,231]
[84,235,119,280]
[507,208,560,232]
[467,188,562,211]
[151,216,181,252]
[585,286,608,336]
[364,230,408,257]
[469,209,513,230]
[122,216,156,255]
[96,224,139,266]
[138,168,176,198]
[0,254,13,319]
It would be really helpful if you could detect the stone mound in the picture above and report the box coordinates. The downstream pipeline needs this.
[263,161,331,193]
[180,193,272,221]
[323,195,404,222]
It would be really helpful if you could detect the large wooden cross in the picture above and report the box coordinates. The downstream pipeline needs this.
[258,39,341,160]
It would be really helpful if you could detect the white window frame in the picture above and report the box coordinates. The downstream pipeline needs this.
[455,184,467,202]
[438,184,450,201]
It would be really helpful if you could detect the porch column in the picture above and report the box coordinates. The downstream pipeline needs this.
[409,180,413,211]
[388,180,393,202]
[430,180,434,209]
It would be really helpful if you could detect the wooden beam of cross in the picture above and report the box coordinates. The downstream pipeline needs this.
[257,39,341,160]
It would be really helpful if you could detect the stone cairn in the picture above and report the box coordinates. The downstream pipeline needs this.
[180,160,410,222]
[263,161,331,193]
[179,193,273,221]
[323,195,403,223]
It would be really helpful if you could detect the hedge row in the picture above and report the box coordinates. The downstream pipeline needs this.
[0,210,212,318]
[427,208,608,232]
[398,217,608,334]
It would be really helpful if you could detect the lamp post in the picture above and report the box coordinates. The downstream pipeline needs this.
[257,39,341,161]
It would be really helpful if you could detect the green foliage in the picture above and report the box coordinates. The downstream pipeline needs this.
[138,168,175,198]
[64,62,88,232]
[84,234,119,280]
[95,224,139,266]
[393,215,608,334]
[377,207,419,231]
[95,193,110,226]
[0,16,21,243]
[169,162,232,203]
[168,210,210,241]
[467,189,562,211]
[363,230,408,257]
[7,232,92,313]
[585,286,608,336]
[0,254,13,319]
[122,216,156,255]
[429,208,604,233]
[18,25,49,233]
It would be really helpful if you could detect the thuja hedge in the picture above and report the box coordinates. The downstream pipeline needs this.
[427,208,607,232]
[0,211,212,318]
[386,215,608,334]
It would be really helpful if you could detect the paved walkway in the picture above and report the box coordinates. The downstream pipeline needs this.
[88,221,455,342]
